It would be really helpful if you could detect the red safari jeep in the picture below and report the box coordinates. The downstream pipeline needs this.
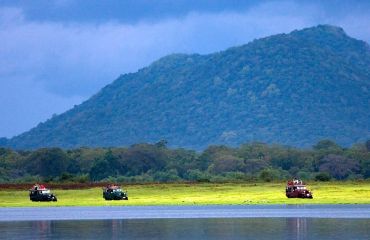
[286,179,313,199]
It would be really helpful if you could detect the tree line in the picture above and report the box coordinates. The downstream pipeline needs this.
[0,139,369,183]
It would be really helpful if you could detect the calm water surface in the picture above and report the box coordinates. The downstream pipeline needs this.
[1,218,369,240]
[1,205,369,239]
[1,205,370,221]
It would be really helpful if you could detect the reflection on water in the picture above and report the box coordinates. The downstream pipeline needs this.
[1,218,369,240]
[288,218,308,240]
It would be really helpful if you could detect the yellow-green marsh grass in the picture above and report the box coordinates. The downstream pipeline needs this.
[1,182,370,207]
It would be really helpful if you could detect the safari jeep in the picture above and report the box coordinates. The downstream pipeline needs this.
[29,184,57,202]
[103,185,128,200]
[286,179,313,199]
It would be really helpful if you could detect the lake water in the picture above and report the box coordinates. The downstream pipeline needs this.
[1,218,369,240]
[1,205,369,239]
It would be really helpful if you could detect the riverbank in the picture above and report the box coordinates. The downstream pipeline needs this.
[1,182,370,207]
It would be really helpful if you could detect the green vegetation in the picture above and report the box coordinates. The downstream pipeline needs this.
[1,182,370,207]
[2,25,369,150]
[0,139,369,183]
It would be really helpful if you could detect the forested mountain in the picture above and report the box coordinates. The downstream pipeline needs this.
[2,25,370,149]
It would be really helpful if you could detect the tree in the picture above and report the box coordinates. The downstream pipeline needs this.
[25,148,68,178]
[0,138,8,146]
[167,148,199,178]
[361,159,370,178]
[198,145,235,171]
[104,150,120,175]
[313,140,342,152]
[243,158,268,173]
[155,139,168,149]
[122,143,168,176]
[315,172,331,181]
[67,147,107,173]
[66,159,81,174]
[237,142,271,161]
[319,154,359,180]
[89,150,122,181]
[259,168,281,182]
[208,154,244,174]
[0,148,20,181]
[89,159,111,181]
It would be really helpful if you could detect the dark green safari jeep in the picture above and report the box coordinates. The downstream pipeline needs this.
[103,185,128,200]
[29,184,57,202]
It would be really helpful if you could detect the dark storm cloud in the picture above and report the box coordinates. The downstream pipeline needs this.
[0,0,369,137]
[1,0,369,24]
[0,0,265,23]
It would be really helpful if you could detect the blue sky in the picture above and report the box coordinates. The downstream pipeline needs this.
[1,0,370,138]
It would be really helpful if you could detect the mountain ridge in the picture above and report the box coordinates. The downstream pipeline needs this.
[2,24,370,149]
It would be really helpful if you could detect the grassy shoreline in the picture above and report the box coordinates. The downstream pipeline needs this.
[1,182,370,207]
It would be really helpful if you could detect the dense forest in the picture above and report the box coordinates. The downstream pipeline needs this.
[1,140,369,183]
[2,25,370,150]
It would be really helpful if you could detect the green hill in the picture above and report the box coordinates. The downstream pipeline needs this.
[3,25,370,149]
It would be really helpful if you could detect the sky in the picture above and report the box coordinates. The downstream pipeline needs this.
[1,0,370,138]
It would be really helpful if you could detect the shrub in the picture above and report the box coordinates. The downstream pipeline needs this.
[153,169,181,182]
[259,168,279,182]
[74,174,89,183]
[59,172,74,182]
[210,175,228,182]
[319,154,359,180]
[346,174,364,181]
[224,172,250,181]
[296,171,313,180]
[186,169,210,182]
[315,172,331,181]
[259,168,290,182]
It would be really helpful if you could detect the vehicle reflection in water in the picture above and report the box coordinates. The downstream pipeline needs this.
[1,218,369,239]
[33,221,52,240]
[287,218,308,240]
